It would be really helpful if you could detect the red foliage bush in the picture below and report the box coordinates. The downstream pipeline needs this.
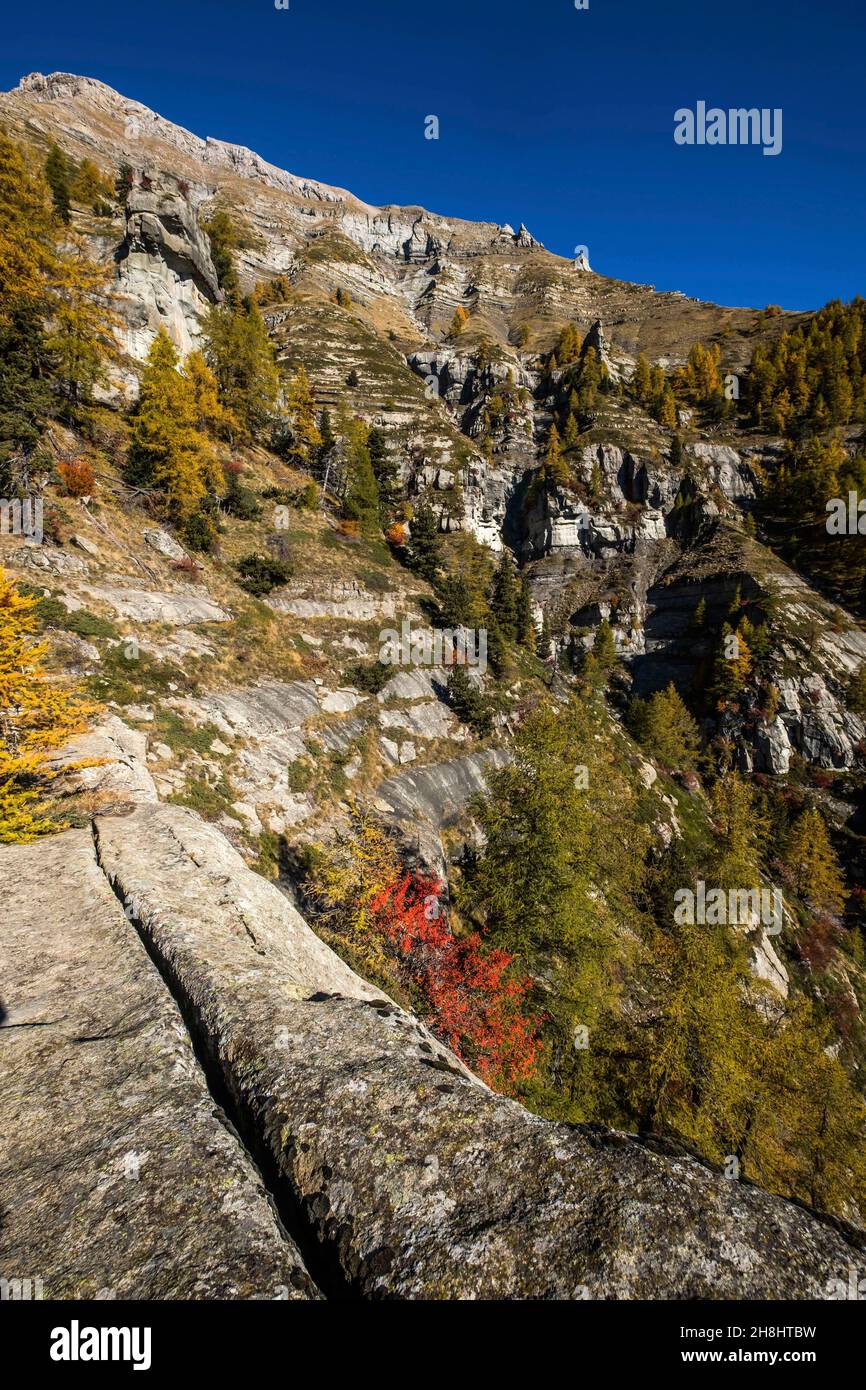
[57,456,95,497]
[798,913,836,972]
[369,871,541,1093]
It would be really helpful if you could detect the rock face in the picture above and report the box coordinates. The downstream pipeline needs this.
[267,579,398,621]
[49,712,159,809]
[0,828,315,1300]
[376,749,510,828]
[116,184,222,359]
[79,583,231,625]
[2,802,859,1299]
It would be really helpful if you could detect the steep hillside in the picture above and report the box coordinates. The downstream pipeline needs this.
[1,70,866,1299]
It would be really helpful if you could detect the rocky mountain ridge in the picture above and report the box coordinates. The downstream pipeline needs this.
[1,70,865,1299]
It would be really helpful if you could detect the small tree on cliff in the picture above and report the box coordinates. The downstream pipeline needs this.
[540,422,569,487]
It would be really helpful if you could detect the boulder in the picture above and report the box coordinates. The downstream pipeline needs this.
[71,533,99,556]
[143,526,187,561]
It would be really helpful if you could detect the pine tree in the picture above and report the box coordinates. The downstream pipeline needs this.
[0,301,53,476]
[368,425,400,522]
[70,158,112,205]
[847,664,866,716]
[555,323,583,365]
[447,664,492,734]
[681,341,722,404]
[490,551,519,640]
[633,353,651,402]
[318,407,335,459]
[44,144,72,223]
[343,433,380,535]
[280,364,321,464]
[711,622,753,706]
[436,573,475,628]
[115,162,134,207]
[582,618,618,689]
[0,132,56,327]
[658,385,679,429]
[641,909,752,1143]
[711,772,766,887]
[126,328,217,520]
[575,346,604,419]
[201,205,247,303]
[185,349,239,438]
[515,574,535,648]
[449,305,468,337]
[562,411,580,449]
[462,698,647,1114]
[0,567,89,842]
[407,498,442,581]
[639,683,701,771]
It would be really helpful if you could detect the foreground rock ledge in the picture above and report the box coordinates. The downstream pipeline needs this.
[0,829,315,1300]
[2,806,863,1299]
[90,804,864,1299]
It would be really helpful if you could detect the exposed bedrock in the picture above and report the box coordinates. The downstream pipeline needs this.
[115,185,223,360]
[2,804,860,1300]
[0,829,316,1300]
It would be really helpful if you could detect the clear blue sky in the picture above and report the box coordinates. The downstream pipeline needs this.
[2,0,864,311]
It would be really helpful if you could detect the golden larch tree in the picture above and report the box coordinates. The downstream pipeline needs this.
[0,567,90,842]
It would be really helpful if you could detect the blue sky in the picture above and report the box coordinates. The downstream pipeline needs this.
[2,0,864,311]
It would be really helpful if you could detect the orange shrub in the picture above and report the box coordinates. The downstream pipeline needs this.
[57,457,95,498]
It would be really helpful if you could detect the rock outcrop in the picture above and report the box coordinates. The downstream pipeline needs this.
[2,803,861,1299]
[116,184,223,359]
[49,712,160,809]
[0,828,316,1300]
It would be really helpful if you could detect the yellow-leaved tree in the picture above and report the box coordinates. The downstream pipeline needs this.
[784,806,846,916]
[46,231,120,406]
[126,328,218,521]
[0,130,56,327]
[283,365,321,465]
[0,567,90,842]
[185,348,239,439]
[307,798,401,979]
